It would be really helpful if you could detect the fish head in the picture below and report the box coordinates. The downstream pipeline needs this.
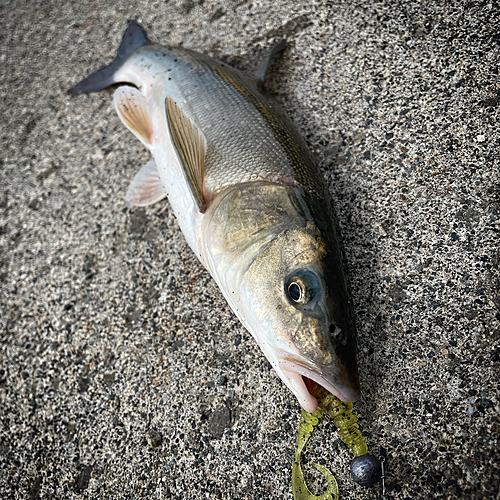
[239,220,360,412]
[204,183,360,412]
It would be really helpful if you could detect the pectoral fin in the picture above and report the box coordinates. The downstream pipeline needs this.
[126,159,167,206]
[114,86,154,146]
[165,96,207,212]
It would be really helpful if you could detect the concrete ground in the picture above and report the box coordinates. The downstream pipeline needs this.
[1,0,499,499]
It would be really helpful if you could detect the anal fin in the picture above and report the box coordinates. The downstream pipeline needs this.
[165,97,207,212]
[114,86,154,145]
[126,159,167,206]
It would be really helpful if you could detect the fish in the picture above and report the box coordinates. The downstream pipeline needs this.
[68,20,360,413]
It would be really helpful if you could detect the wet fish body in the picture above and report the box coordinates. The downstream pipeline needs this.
[69,21,360,412]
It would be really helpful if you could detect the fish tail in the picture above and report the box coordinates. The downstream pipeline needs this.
[68,20,148,95]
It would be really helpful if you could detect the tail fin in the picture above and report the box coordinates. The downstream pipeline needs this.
[68,20,148,95]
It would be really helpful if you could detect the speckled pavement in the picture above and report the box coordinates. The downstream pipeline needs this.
[1,1,499,499]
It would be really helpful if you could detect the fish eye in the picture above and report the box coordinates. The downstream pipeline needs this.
[286,271,319,306]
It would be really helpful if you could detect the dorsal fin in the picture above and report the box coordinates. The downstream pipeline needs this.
[114,86,153,145]
[250,40,287,84]
[68,20,148,95]
[165,97,207,212]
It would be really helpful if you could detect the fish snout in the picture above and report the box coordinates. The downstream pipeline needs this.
[278,354,360,413]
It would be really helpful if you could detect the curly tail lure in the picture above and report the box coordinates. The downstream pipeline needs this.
[292,385,382,500]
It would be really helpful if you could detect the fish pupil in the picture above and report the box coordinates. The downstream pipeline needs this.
[288,282,302,302]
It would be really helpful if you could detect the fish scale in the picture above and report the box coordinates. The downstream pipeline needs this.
[131,44,325,199]
[125,46,296,193]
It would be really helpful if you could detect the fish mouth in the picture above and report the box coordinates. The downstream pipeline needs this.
[279,357,360,413]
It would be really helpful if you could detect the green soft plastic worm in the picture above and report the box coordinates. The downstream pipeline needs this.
[292,406,339,500]
[292,385,370,500]
[319,390,368,457]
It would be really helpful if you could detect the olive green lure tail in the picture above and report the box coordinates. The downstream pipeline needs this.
[292,408,339,500]
[292,386,380,500]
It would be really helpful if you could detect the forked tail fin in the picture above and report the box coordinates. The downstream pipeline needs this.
[68,20,148,95]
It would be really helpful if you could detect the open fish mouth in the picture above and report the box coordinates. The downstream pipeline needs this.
[279,358,359,413]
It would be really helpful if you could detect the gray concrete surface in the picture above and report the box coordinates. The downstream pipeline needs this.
[1,1,499,499]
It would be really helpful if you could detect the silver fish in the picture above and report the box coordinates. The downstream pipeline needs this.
[69,21,360,412]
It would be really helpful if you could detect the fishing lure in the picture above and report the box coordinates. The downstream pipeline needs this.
[292,385,382,500]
